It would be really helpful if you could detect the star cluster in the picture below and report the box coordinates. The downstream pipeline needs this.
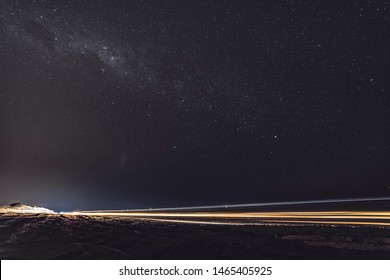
[0,0,389,210]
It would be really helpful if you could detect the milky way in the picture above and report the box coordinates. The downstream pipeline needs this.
[0,0,389,211]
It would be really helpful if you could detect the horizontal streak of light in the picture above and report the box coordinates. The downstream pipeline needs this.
[68,211,390,218]
[144,218,259,226]
[257,220,390,227]
[134,218,390,227]
[79,196,390,213]
[65,211,390,227]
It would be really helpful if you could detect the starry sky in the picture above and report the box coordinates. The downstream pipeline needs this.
[0,0,389,211]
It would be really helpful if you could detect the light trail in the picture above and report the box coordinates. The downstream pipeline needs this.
[79,196,390,213]
[64,197,390,227]
[65,210,390,227]
[143,218,390,227]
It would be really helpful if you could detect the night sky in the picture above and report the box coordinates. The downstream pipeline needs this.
[0,0,389,211]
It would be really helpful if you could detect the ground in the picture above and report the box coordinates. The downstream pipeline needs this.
[1,213,390,259]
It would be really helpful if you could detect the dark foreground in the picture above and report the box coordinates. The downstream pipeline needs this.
[1,213,390,259]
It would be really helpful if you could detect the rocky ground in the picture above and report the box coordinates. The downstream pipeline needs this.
[1,212,390,259]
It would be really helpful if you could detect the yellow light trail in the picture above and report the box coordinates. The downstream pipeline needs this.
[144,218,390,227]
[65,211,390,227]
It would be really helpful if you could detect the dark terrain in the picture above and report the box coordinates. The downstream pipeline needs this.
[1,213,390,259]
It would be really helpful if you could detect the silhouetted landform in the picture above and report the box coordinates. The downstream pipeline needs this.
[9,202,22,207]
[1,211,389,260]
